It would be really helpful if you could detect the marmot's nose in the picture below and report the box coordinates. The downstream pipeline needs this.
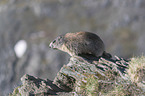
[49,42,53,48]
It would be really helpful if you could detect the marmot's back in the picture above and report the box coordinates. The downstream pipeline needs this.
[49,31,105,57]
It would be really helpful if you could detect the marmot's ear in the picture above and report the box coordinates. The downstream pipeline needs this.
[102,51,112,59]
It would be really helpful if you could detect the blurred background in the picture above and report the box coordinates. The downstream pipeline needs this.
[0,0,145,95]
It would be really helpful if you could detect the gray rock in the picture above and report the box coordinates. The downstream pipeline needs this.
[10,56,131,95]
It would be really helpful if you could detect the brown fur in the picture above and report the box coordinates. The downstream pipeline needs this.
[49,31,107,57]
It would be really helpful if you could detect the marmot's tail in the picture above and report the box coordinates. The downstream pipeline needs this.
[102,51,112,59]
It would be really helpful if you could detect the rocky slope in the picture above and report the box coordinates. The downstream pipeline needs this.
[10,55,145,95]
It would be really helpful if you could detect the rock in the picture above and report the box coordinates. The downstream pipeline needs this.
[11,55,145,96]
[18,74,64,95]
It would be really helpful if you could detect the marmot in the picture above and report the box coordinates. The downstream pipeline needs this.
[49,31,111,58]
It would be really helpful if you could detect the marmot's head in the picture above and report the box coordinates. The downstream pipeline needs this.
[49,35,64,50]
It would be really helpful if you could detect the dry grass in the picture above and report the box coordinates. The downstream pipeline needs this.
[76,56,145,96]
[127,56,145,83]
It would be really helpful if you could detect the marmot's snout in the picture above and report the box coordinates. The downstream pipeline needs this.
[49,42,53,48]
[49,36,64,50]
[49,40,58,50]
[49,40,55,48]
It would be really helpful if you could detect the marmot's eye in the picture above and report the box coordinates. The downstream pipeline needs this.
[53,40,56,43]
